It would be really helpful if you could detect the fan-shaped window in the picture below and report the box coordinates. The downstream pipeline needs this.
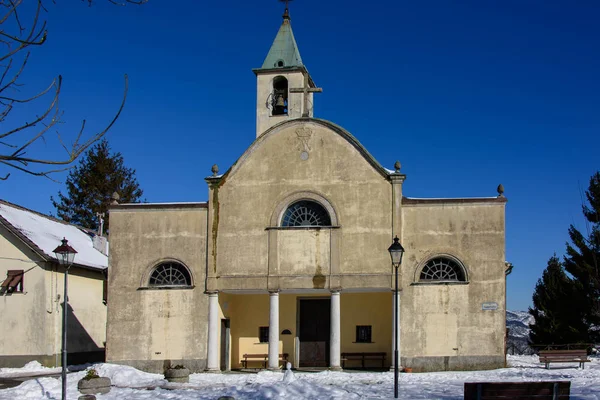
[149,262,192,287]
[281,200,331,227]
[419,257,466,282]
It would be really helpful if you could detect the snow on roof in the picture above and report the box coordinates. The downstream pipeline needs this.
[0,200,107,270]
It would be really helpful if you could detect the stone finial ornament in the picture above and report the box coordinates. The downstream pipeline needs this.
[497,184,505,197]
[110,192,120,205]
[211,164,219,177]
[394,160,401,173]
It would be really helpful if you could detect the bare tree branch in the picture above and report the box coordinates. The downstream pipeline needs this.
[0,0,142,180]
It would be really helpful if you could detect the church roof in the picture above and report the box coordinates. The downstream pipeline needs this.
[259,10,303,70]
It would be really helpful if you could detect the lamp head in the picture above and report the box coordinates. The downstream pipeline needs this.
[53,238,77,268]
[388,236,405,267]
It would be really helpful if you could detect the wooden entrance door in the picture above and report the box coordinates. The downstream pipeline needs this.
[298,298,330,367]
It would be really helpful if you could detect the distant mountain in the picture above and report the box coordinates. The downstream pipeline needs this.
[506,310,535,355]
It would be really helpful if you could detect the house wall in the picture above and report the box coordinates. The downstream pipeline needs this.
[0,226,106,367]
[400,201,506,371]
[106,205,208,373]
[0,227,51,367]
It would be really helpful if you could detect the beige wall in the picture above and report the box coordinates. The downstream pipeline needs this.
[208,119,392,292]
[0,226,106,367]
[256,71,313,137]
[107,205,208,372]
[106,119,506,372]
[399,201,506,370]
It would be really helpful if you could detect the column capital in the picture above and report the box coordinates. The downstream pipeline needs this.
[330,289,341,294]
[205,291,219,296]
[268,290,280,295]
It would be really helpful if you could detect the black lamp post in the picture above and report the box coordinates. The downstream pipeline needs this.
[53,238,77,400]
[388,235,405,399]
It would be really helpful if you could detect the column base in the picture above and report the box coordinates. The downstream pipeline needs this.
[329,366,343,372]
[389,366,403,372]
[204,368,221,374]
[267,367,282,372]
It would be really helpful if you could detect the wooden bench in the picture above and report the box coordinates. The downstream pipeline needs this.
[464,381,571,400]
[340,352,386,369]
[241,353,288,369]
[539,349,590,369]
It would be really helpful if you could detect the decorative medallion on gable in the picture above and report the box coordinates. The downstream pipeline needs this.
[295,125,313,161]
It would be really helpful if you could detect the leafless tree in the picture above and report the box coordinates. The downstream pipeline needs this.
[0,0,147,180]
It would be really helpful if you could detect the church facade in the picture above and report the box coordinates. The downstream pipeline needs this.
[106,9,508,373]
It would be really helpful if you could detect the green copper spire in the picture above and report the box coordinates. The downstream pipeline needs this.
[260,7,303,69]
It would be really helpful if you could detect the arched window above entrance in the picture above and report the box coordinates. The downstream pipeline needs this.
[281,200,332,227]
[418,257,467,283]
[147,261,193,288]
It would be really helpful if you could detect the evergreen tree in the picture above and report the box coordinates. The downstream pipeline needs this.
[563,172,600,341]
[51,139,143,234]
[528,256,590,346]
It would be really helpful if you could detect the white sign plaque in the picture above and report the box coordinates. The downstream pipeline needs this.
[482,302,498,311]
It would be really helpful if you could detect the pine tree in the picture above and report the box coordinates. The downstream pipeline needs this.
[563,172,600,341]
[528,256,590,346]
[51,139,143,234]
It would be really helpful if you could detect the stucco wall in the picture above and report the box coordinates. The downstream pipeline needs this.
[209,119,392,292]
[399,201,506,371]
[256,71,313,137]
[0,227,107,367]
[0,228,51,365]
[106,205,208,373]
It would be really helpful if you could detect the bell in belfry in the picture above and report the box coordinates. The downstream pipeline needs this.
[275,94,286,108]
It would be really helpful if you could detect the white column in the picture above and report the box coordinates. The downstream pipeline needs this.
[268,291,280,370]
[330,290,341,370]
[390,291,401,370]
[206,292,220,372]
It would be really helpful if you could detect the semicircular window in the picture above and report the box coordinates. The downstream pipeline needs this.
[419,257,466,282]
[149,262,192,287]
[281,200,331,227]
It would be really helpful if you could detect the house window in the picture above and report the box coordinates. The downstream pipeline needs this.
[419,257,466,282]
[281,200,331,227]
[149,262,192,287]
[356,325,372,343]
[1,270,24,295]
[259,326,269,343]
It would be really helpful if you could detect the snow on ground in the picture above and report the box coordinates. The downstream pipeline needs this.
[1,355,599,399]
[0,361,60,378]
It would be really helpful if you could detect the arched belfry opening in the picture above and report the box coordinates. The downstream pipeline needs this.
[272,76,288,116]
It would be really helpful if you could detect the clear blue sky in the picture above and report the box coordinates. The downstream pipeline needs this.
[2,1,599,312]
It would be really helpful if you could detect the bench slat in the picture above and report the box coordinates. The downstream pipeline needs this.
[464,381,571,400]
[340,352,386,369]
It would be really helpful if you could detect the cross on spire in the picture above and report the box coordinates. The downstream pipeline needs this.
[279,0,293,19]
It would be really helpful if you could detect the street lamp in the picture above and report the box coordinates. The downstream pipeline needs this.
[388,235,404,399]
[53,238,77,400]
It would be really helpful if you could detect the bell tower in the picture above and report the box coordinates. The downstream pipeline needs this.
[253,2,322,138]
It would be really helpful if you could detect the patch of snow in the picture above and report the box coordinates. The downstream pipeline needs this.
[0,361,60,378]
[0,203,107,270]
[1,356,599,399]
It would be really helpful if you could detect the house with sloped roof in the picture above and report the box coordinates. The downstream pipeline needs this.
[0,199,108,368]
